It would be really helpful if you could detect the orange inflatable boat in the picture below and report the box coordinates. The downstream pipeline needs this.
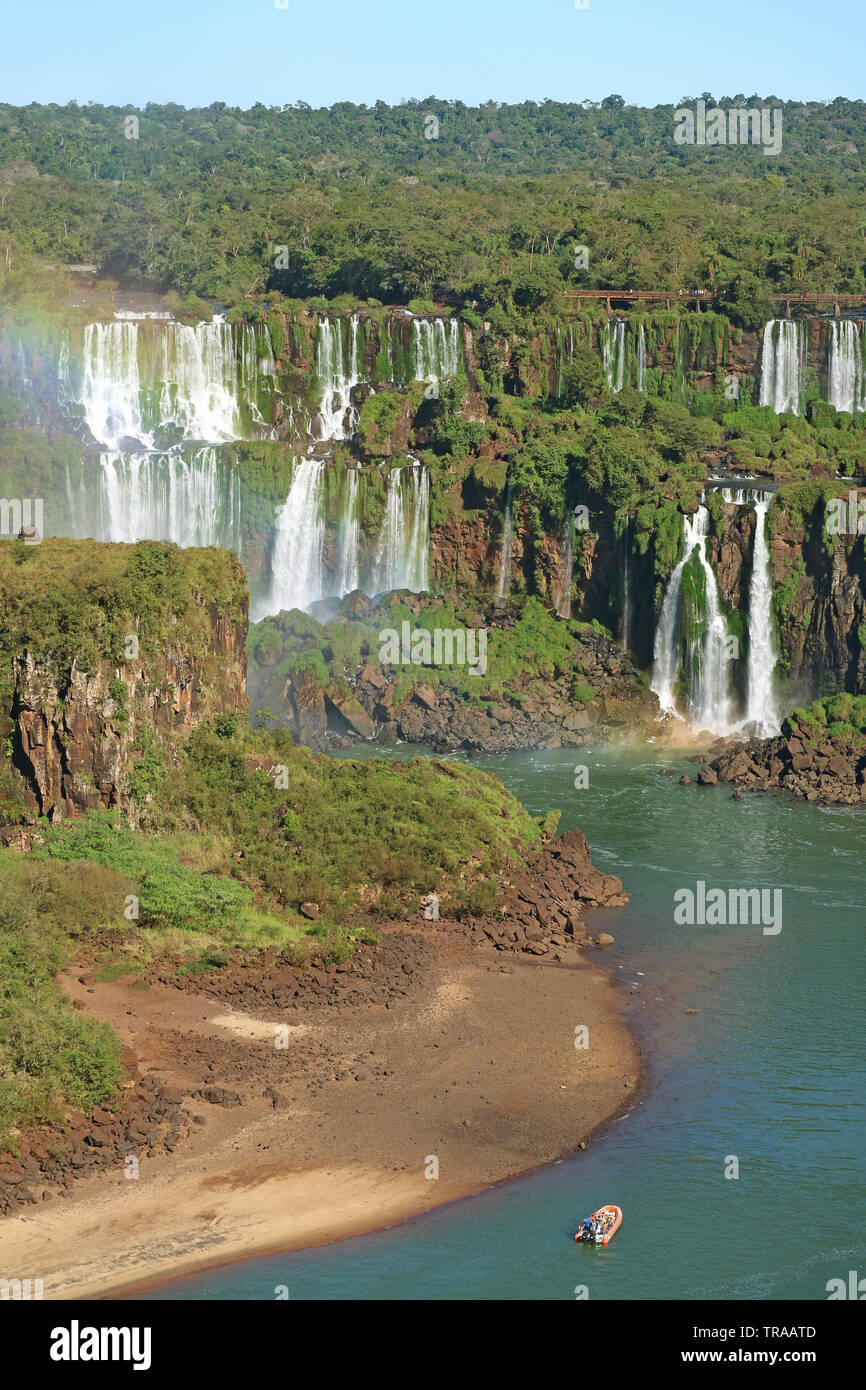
[574,1205,622,1245]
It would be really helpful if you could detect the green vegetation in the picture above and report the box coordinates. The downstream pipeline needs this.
[0,856,125,1146]
[785,693,866,745]
[3,98,866,307]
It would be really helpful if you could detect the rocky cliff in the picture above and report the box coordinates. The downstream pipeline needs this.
[0,539,248,822]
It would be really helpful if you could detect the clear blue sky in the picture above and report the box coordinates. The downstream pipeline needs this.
[1,0,862,109]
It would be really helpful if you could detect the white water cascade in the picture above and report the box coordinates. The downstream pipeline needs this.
[337,468,362,596]
[602,321,627,392]
[411,318,459,387]
[759,320,805,415]
[557,510,575,620]
[70,448,241,549]
[314,315,363,441]
[744,493,780,736]
[497,485,514,600]
[373,462,430,594]
[257,457,327,618]
[827,320,866,416]
[72,318,275,448]
[621,516,631,650]
[636,324,647,393]
[651,507,729,726]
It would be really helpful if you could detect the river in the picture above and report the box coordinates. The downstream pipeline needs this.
[133,744,866,1301]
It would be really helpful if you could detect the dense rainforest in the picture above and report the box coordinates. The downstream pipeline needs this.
[1,97,865,310]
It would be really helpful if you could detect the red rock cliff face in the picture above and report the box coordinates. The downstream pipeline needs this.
[10,595,248,822]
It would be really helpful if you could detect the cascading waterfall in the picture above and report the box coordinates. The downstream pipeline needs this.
[411,318,459,386]
[497,485,514,600]
[257,457,327,618]
[373,462,430,594]
[314,315,363,441]
[688,516,732,733]
[636,324,647,393]
[336,468,361,596]
[652,488,779,736]
[602,321,627,392]
[759,320,805,415]
[557,510,575,620]
[827,320,866,416]
[621,516,631,650]
[744,493,780,736]
[651,508,712,718]
[72,448,241,549]
[72,317,274,448]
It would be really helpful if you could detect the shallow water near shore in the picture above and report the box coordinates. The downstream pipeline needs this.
[134,744,866,1300]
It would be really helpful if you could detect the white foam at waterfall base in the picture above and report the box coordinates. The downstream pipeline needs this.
[257,457,327,618]
[759,320,805,415]
[827,321,866,416]
[744,494,780,736]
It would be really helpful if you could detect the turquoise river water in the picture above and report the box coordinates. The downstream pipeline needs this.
[133,744,865,1301]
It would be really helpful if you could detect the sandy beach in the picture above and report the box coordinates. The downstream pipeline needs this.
[0,927,640,1299]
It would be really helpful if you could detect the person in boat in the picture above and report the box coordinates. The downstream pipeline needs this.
[582,1217,593,1239]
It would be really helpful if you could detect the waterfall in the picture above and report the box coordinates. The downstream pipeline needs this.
[411,318,459,387]
[651,506,731,731]
[636,324,647,393]
[827,320,866,415]
[759,320,805,415]
[373,462,430,593]
[76,448,241,548]
[621,516,630,650]
[497,485,513,599]
[258,457,327,617]
[80,322,145,448]
[689,522,732,733]
[744,493,780,736]
[337,468,361,596]
[72,318,273,447]
[602,321,627,392]
[314,315,363,441]
[557,510,574,620]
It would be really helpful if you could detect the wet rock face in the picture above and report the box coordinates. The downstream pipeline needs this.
[9,597,247,821]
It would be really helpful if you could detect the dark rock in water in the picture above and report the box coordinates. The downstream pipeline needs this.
[680,774,692,785]
[696,765,718,786]
[658,768,678,776]
[595,932,615,947]
[731,789,744,800]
